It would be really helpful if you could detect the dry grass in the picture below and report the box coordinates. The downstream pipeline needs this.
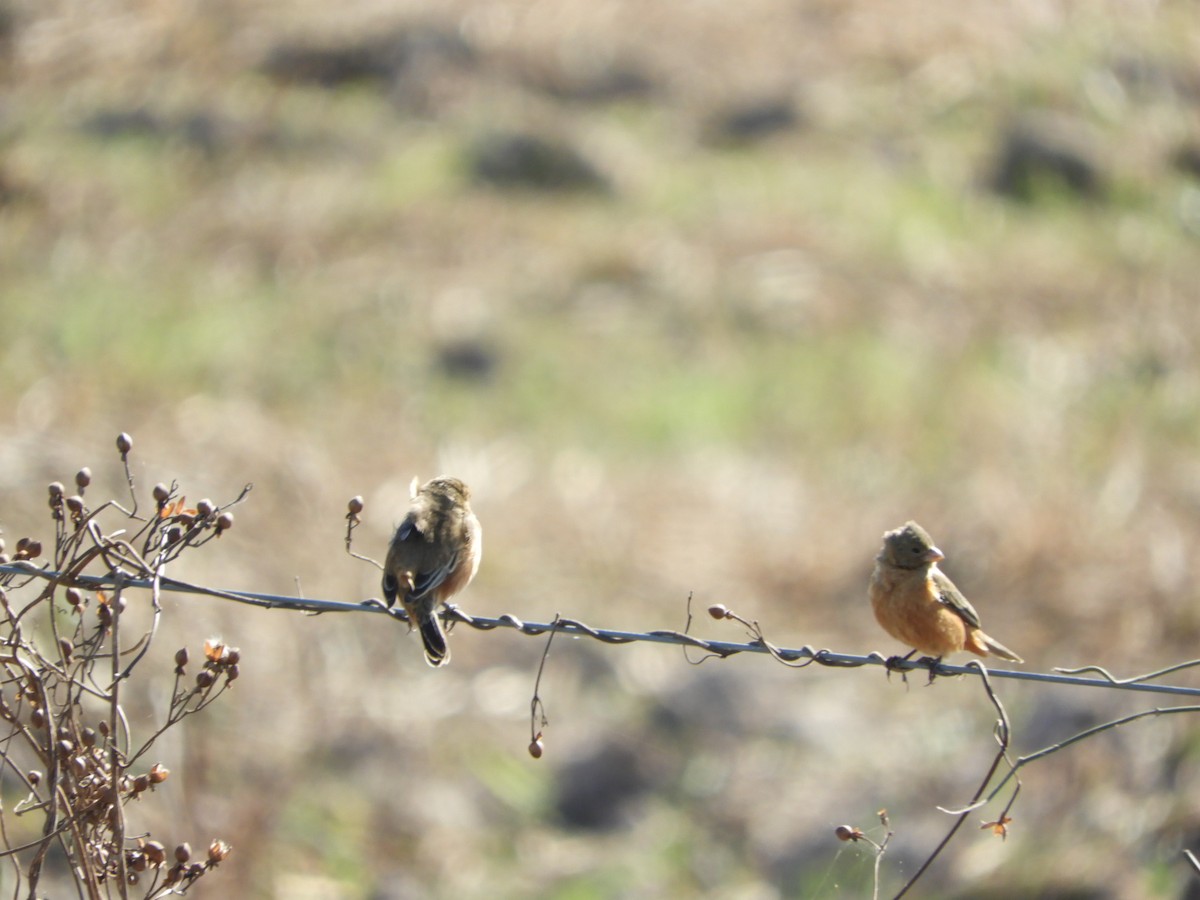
[3,0,1200,896]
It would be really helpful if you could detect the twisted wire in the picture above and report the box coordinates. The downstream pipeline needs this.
[4,563,1200,698]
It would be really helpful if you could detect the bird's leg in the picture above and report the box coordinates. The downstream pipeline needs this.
[918,656,945,685]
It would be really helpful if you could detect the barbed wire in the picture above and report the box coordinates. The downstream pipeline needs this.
[4,561,1200,699]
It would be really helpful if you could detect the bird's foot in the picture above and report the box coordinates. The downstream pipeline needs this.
[919,656,945,685]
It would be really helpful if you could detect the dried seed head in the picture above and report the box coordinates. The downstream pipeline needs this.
[225,647,241,666]
[75,468,91,489]
[27,770,41,787]
[707,604,730,620]
[195,499,214,517]
[226,664,240,682]
[143,841,166,866]
[47,482,64,499]
[166,526,182,545]
[528,738,544,759]
[215,512,234,533]
[148,763,169,784]
[30,708,45,729]
[132,774,150,794]
[65,587,82,608]
[174,843,191,864]
[207,840,231,864]
[348,495,364,515]
[71,756,88,778]
[834,825,860,842]
[25,540,42,558]
[97,604,112,628]
[196,670,215,689]
[129,850,148,872]
[98,720,110,737]
[57,739,74,757]
[116,432,133,454]
[152,483,170,503]
[175,648,189,669]
[66,495,84,515]
[58,637,73,661]
[81,727,96,748]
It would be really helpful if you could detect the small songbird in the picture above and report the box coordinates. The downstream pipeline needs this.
[869,521,1023,664]
[383,476,482,667]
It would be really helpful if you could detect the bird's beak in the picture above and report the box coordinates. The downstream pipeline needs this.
[924,545,945,563]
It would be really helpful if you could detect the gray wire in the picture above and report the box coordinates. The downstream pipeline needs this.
[4,562,1199,698]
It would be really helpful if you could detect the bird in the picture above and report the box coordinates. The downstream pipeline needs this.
[868,521,1023,665]
[382,476,482,667]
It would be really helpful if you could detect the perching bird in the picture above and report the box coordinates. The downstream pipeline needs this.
[383,476,482,667]
[869,521,1023,664]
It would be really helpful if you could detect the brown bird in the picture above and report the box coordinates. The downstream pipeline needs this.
[383,476,482,667]
[869,521,1023,664]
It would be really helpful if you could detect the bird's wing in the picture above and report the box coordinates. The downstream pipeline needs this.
[930,569,982,629]
[409,550,460,601]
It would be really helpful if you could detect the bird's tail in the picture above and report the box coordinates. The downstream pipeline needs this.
[419,612,451,667]
[979,632,1023,664]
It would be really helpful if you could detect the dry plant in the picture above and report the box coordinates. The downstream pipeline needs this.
[0,433,242,898]
[7,438,1200,897]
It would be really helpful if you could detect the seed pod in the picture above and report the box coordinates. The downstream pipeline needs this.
[66,495,84,516]
[196,670,215,689]
[528,738,544,759]
[195,499,214,517]
[65,587,82,608]
[47,482,64,499]
[28,770,41,787]
[348,496,364,515]
[75,468,91,489]
[30,708,45,729]
[174,648,189,669]
[215,512,234,533]
[143,841,166,866]
[225,647,240,666]
[116,433,133,454]
[207,840,231,863]
[148,763,169,784]
[58,637,73,661]
[174,843,191,864]
[132,774,149,794]
[707,604,730,620]
[152,483,170,503]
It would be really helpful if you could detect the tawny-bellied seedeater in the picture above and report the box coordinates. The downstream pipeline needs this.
[383,476,481,667]
[869,521,1023,664]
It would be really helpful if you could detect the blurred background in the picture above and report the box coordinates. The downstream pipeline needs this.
[3,0,1200,896]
